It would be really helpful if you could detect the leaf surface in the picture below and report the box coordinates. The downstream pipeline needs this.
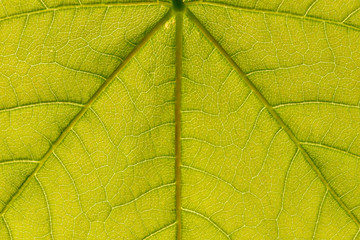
[0,0,360,239]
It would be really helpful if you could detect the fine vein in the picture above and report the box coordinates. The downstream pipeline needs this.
[175,10,183,240]
[0,10,172,217]
[186,8,360,228]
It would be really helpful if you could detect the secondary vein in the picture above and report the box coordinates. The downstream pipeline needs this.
[0,2,171,23]
[185,1,360,32]
[0,10,173,217]
[186,8,360,228]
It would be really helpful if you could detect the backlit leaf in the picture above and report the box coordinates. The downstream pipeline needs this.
[0,0,360,239]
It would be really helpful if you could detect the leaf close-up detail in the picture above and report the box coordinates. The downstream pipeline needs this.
[1,0,360,239]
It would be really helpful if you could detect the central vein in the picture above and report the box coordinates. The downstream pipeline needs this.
[172,0,185,12]
[174,9,183,240]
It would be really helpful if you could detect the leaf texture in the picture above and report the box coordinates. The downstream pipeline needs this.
[0,0,360,239]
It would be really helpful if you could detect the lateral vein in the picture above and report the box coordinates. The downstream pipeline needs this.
[186,8,360,228]
[185,1,360,32]
[0,2,171,23]
[0,10,173,217]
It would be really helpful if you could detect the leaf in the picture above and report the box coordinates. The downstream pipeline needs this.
[0,0,360,239]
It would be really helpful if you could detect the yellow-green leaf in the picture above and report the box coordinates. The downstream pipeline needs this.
[1,0,360,239]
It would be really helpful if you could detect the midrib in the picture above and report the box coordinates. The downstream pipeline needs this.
[174,8,184,240]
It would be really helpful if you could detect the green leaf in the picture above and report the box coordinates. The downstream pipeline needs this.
[0,0,360,239]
